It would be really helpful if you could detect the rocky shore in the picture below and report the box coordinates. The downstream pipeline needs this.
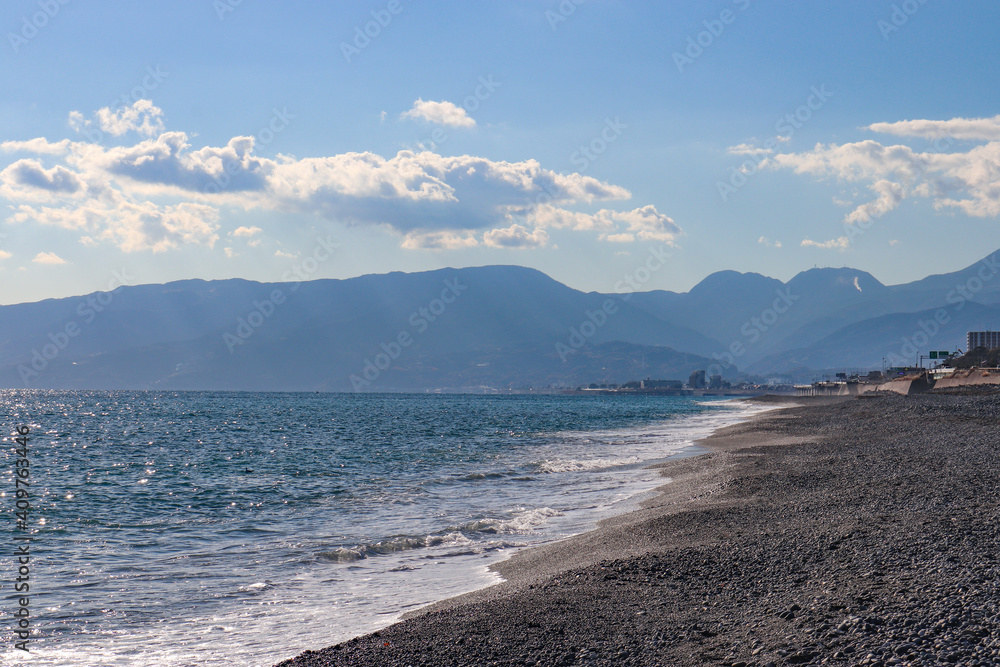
[275,393,1000,666]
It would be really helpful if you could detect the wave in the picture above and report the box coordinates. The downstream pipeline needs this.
[314,531,478,563]
[313,505,563,565]
[456,471,507,481]
[458,506,563,534]
[534,456,640,473]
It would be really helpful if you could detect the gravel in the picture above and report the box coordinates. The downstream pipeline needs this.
[274,393,1000,666]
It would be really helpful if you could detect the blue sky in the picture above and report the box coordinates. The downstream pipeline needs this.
[2,0,1000,304]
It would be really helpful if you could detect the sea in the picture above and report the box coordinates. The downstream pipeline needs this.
[0,390,777,666]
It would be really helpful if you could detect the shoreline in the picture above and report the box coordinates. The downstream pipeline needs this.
[415,396,821,609]
[271,395,833,663]
[277,392,1000,665]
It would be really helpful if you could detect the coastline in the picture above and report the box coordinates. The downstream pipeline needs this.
[276,392,1000,666]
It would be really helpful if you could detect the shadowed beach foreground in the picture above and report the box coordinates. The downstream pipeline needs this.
[276,393,1000,666]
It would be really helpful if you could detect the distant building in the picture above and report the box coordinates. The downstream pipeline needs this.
[640,379,683,390]
[967,331,1000,351]
[689,370,706,389]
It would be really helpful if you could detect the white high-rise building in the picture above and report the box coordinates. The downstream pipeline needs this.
[967,331,1000,351]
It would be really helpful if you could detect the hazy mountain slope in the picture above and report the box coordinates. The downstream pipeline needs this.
[4,251,1000,389]
[0,265,719,390]
[747,301,997,374]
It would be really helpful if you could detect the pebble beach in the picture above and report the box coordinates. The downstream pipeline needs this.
[275,392,1000,666]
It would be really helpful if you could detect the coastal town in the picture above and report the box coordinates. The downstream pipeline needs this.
[569,331,1000,398]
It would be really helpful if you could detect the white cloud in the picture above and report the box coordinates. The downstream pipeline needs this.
[95,99,166,137]
[528,204,680,243]
[0,249,11,260]
[844,179,904,225]
[889,239,901,246]
[1,138,71,155]
[801,237,849,251]
[757,236,782,248]
[1,159,84,199]
[728,142,773,156]
[32,251,66,264]
[769,124,1000,223]
[0,103,670,253]
[527,204,614,232]
[598,205,680,243]
[224,247,237,258]
[275,249,296,258]
[482,224,548,248]
[401,99,476,128]
[401,230,479,250]
[12,193,219,252]
[866,115,1000,141]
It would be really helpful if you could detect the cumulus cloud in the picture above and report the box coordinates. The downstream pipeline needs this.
[32,251,66,264]
[401,99,476,128]
[528,204,679,244]
[401,229,480,250]
[1,138,71,155]
[866,115,1000,141]
[90,99,165,137]
[768,121,1000,224]
[482,224,549,248]
[801,237,849,251]
[844,179,905,225]
[758,236,782,248]
[0,249,11,260]
[729,142,774,156]
[598,205,681,243]
[1,160,83,198]
[11,193,219,252]
[0,102,672,252]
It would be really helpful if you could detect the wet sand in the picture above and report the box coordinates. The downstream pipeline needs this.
[275,393,1000,666]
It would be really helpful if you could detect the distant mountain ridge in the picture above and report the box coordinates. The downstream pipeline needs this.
[0,266,718,391]
[2,252,1000,390]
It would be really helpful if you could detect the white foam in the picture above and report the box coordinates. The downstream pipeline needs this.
[461,506,563,534]
[535,455,641,473]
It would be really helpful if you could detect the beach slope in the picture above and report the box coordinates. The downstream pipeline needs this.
[276,393,1000,666]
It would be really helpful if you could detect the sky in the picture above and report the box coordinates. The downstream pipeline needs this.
[2,0,1000,305]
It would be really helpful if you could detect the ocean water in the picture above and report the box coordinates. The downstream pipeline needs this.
[0,390,775,666]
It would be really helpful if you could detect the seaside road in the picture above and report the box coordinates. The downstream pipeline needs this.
[275,393,1000,666]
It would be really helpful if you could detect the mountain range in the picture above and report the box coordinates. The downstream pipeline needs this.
[2,251,999,391]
